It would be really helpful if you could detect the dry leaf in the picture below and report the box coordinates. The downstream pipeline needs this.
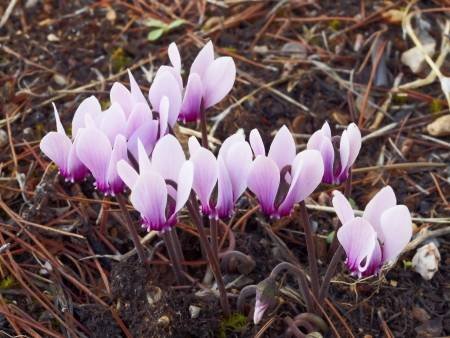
[382,9,404,23]
[426,114,450,136]
[401,35,435,74]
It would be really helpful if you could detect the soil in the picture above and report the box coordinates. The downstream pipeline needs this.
[0,0,449,337]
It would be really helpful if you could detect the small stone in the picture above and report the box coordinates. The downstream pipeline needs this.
[0,129,7,147]
[47,33,60,42]
[106,8,117,22]
[412,242,441,280]
[189,305,201,319]
[157,315,170,326]
[146,286,162,306]
[53,74,67,86]
[426,114,450,137]
[412,306,431,323]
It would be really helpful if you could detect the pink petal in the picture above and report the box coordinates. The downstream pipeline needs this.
[216,156,234,218]
[249,129,265,156]
[306,130,326,150]
[191,148,218,214]
[318,136,334,184]
[130,171,167,231]
[346,123,361,167]
[76,127,112,191]
[110,82,133,118]
[151,134,186,182]
[339,130,350,176]
[379,205,412,262]
[67,142,88,182]
[158,96,169,136]
[137,139,152,173]
[247,156,280,216]
[126,102,153,138]
[179,73,203,122]
[128,69,147,105]
[99,103,127,143]
[148,70,182,124]
[202,56,236,109]
[218,132,245,158]
[168,42,181,72]
[321,121,331,138]
[174,160,194,214]
[117,159,139,189]
[363,186,397,237]
[52,103,65,135]
[190,40,214,78]
[40,132,72,175]
[337,217,378,276]
[72,96,102,138]
[128,120,159,161]
[107,135,129,195]
[268,125,296,171]
[154,65,183,92]
[278,150,324,216]
[188,136,201,156]
[331,190,354,225]
[224,141,252,200]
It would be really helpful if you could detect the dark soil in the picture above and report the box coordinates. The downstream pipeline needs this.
[1,0,449,337]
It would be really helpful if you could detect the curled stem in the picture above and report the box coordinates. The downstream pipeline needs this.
[220,250,256,275]
[237,284,257,313]
[116,194,146,263]
[270,262,313,313]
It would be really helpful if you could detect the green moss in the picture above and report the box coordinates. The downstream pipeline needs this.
[0,276,16,289]
[392,93,408,105]
[111,48,132,73]
[218,313,247,338]
[328,19,341,31]
[429,99,443,114]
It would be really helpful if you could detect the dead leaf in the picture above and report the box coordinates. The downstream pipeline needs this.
[401,34,435,74]
[426,114,450,136]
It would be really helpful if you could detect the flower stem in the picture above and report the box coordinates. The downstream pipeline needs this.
[210,217,219,259]
[318,245,343,304]
[162,230,184,284]
[299,201,320,308]
[319,168,353,304]
[187,197,231,317]
[199,104,209,149]
[116,194,146,263]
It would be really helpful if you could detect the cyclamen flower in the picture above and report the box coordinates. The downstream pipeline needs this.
[307,122,361,185]
[117,135,194,232]
[333,186,412,278]
[188,132,252,219]
[152,41,236,123]
[40,103,90,182]
[247,126,324,218]
[109,70,160,159]
[75,119,129,195]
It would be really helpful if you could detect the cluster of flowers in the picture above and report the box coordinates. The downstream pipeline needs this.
[40,41,412,280]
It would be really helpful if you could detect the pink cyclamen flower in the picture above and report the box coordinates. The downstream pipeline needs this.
[155,41,236,123]
[333,186,412,278]
[117,135,193,232]
[307,122,361,185]
[188,132,252,219]
[40,103,90,182]
[109,70,160,159]
[247,126,324,218]
[75,117,129,195]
